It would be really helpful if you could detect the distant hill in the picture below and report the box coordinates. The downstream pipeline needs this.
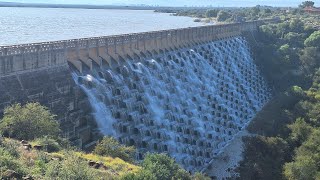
[0,1,173,10]
[0,1,149,9]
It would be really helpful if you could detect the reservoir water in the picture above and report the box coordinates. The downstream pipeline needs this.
[0,7,201,46]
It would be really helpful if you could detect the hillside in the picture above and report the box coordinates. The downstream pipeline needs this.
[0,137,139,179]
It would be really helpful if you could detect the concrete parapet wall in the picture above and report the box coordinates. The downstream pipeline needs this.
[0,19,276,75]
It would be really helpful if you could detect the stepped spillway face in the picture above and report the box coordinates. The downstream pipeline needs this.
[72,36,271,171]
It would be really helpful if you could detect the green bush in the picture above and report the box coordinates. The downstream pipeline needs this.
[45,153,99,180]
[141,153,180,180]
[284,130,320,180]
[304,31,320,48]
[93,137,135,162]
[0,148,26,178]
[32,136,62,153]
[217,11,231,22]
[121,153,209,180]
[205,9,218,18]
[237,136,289,180]
[0,103,60,141]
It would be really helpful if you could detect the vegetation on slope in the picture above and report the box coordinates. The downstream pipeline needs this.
[234,1,320,180]
[0,103,209,179]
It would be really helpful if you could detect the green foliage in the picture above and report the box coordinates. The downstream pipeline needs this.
[288,118,313,144]
[192,172,211,180]
[289,19,304,33]
[300,47,320,73]
[217,11,230,22]
[304,31,320,48]
[121,153,208,180]
[284,130,320,180]
[173,169,192,180]
[141,153,180,180]
[45,153,99,180]
[205,9,218,18]
[279,44,290,54]
[32,136,62,153]
[0,147,26,177]
[299,1,315,8]
[93,136,135,162]
[121,170,156,180]
[284,32,304,47]
[0,103,60,141]
[237,136,289,180]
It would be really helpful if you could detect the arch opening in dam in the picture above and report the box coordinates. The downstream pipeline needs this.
[0,19,275,170]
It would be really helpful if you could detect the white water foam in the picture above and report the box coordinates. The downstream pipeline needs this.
[72,36,271,171]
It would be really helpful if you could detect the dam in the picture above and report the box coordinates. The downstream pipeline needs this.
[0,19,274,171]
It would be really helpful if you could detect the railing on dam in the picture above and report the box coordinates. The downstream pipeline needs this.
[0,19,277,76]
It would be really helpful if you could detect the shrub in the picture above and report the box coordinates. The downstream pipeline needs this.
[0,148,26,177]
[0,103,60,141]
[32,136,62,153]
[45,153,99,180]
[304,31,320,48]
[217,11,230,22]
[141,153,180,180]
[93,137,135,162]
[205,9,219,18]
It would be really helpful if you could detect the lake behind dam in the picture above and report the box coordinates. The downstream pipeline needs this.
[0,7,203,46]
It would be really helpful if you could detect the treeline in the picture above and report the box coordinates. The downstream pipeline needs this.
[156,6,291,23]
[235,1,320,179]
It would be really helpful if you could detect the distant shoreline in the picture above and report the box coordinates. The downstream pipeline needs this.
[0,2,215,10]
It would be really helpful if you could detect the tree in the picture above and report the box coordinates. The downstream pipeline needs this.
[205,9,219,18]
[251,6,261,16]
[284,130,320,180]
[142,153,180,180]
[289,19,304,33]
[237,136,289,180]
[299,1,315,8]
[263,8,272,14]
[217,11,230,22]
[93,136,135,162]
[304,31,320,48]
[0,103,60,141]
[284,32,304,47]
[300,47,320,73]
[288,118,313,145]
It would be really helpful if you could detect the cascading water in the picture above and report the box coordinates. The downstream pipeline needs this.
[72,36,271,171]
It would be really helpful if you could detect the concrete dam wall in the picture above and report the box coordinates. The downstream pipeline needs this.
[0,19,274,168]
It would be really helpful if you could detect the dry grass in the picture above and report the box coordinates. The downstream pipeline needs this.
[76,152,140,176]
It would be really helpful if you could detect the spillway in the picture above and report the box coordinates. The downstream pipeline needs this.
[72,36,271,171]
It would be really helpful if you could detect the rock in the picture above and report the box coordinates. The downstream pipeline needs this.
[23,144,32,150]
[23,175,34,180]
[102,165,109,170]
[51,157,61,161]
[21,140,28,144]
[88,161,104,169]
[33,145,43,150]
[88,160,96,167]
[93,162,101,169]
[2,170,22,179]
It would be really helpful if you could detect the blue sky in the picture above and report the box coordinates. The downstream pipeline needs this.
[2,0,320,7]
